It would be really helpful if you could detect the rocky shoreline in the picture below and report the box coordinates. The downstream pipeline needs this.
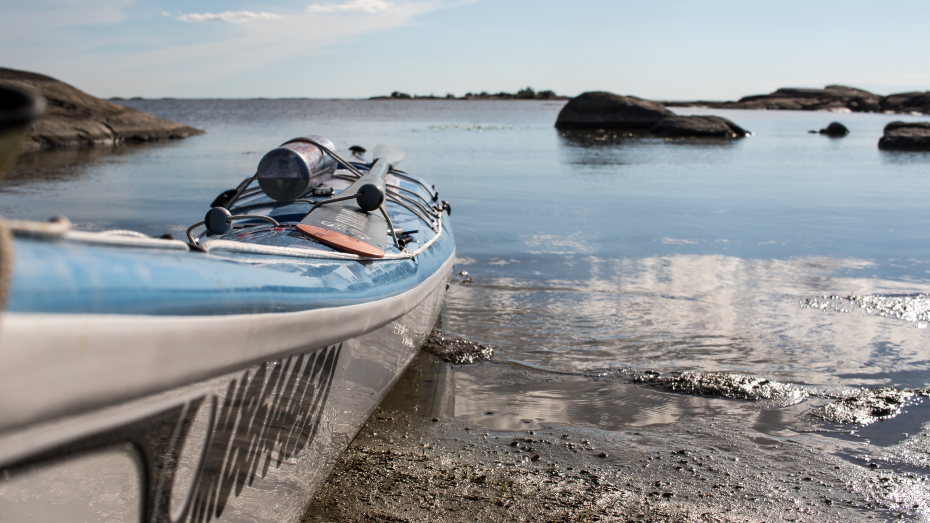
[0,67,204,152]
[303,352,929,522]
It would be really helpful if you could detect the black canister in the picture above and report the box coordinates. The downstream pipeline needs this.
[256,135,337,201]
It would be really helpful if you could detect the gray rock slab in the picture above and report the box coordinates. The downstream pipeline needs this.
[0,67,204,151]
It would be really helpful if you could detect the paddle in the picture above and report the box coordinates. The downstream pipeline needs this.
[296,144,405,258]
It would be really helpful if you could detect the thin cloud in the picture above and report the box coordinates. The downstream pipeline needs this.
[177,11,283,23]
[3,0,475,97]
[307,0,392,13]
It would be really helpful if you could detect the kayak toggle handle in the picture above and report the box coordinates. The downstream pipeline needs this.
[187,211,281,244]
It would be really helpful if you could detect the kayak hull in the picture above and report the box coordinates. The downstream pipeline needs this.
[0,270,449,522]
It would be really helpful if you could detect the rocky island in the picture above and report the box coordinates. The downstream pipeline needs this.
[0,67,204,151]
[555,91,750,138]
[666,85,930,115]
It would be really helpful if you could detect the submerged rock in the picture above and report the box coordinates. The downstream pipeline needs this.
[555,91,673,130]
[810,387,916,425]
[0,67,204,151]
[634,371,805,403]
[817,121,849,136]
[649,115,749,139]
[878,121,930,150]
[422,330,494,364]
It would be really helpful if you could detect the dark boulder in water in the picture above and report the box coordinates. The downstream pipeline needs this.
[649,115,750,139]
[817,121,849,136]
[878,121,930,150]
[0,67,204,151]
[555,91,673,130]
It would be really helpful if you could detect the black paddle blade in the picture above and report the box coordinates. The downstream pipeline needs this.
[298,202,387,255]
[296,144,405,256]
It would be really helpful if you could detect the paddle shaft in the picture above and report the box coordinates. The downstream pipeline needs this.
[296,145,405,256]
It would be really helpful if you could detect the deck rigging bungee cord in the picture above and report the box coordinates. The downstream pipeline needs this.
[0,204,445,262]
[186,137,445,260]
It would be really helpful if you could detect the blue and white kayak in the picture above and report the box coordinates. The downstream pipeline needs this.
[0,137,454,523]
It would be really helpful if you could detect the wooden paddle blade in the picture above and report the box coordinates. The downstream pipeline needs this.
[296,224,385,258]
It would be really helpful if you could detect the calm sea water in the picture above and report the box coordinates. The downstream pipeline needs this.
[6,99,930,432]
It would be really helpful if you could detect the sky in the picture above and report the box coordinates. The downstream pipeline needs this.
[2,0,929,99]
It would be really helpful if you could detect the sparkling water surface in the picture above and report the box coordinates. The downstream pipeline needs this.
[6,99,930,434]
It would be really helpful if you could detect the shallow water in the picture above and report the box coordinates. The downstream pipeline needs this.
[7,99,930,453]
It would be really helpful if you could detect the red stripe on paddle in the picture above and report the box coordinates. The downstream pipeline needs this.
[295,224,385,258]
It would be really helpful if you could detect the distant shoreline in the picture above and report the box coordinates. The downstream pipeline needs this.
[99,85,928,117]
[110,96,570,101]
[368,88,569,101]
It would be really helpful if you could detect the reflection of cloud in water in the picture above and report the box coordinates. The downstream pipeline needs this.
[660,237,699,245]
[446,254,930,390]
[522,232,595,255]
[487,258,520,266]
[453,363,739,431]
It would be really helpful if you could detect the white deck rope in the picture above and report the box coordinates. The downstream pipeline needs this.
[2,217,190,251]
[2,217,71,238]
[63,231,190,251]
[2,213,444,260]
[94,230,151,239]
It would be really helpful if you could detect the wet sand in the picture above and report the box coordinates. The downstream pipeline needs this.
[303,352,930,522]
